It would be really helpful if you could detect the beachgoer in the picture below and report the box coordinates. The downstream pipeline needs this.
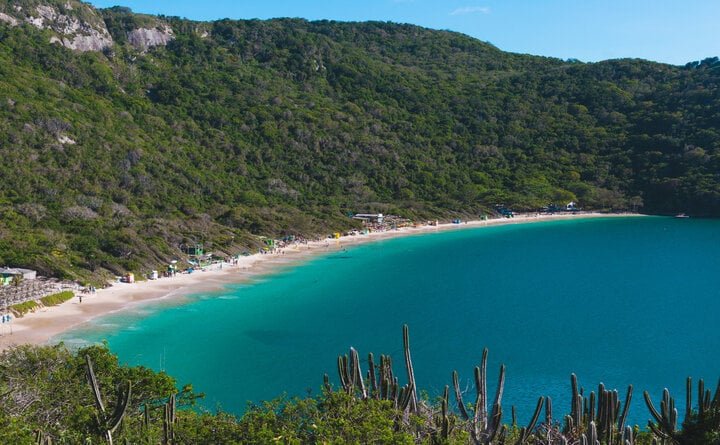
[79,295,82,303]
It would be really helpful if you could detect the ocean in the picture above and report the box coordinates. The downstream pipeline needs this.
[57,216,720,427]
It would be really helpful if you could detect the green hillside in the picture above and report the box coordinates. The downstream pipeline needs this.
[0,2,719,281]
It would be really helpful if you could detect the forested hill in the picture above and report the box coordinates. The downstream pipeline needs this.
[1,0,719,281]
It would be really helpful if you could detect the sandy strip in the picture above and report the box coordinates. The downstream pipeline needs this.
[0,212,644,349]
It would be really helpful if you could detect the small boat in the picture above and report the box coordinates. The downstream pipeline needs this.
[675,213,690,218]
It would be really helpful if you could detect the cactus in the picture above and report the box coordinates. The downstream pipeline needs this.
[35,430,52,445]
[451,347,506,444]
[646,377,720,444]
[162,394,176,445]
[331,326,419,413]
[514,396,545,445]
[568,373,583,433]
[587,382,633,443]
[689,377,720,422]
[398,380,415,412]
[453,370,471,420]
[336,347,368,399]
[351,347,368,399]
[368,352,378,398]
[143,404,151,445]
[562,374,632,444]
[85,355,132,445]
[584,420,599,445]
[644,388,679,443]
[334,349,400,404]
[431,385,451,443]
[621,425,635,445]
[378,354,396,401]
[402,324,418,414]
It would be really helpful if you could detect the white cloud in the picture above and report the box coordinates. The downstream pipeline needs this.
[450,6,491,16]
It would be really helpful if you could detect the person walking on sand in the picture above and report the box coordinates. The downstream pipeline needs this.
[79,295,83,304]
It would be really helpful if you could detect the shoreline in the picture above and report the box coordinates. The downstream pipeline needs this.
[0,212,645,350]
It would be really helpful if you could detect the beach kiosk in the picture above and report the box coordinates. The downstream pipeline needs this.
[0,268,37,286]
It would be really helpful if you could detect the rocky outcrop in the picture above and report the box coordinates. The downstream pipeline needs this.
[0,2,113,52]
[31,3,113,51]
[127,25,174,51]
[0,12,18,26]
[61,32,113,52]
[0,1,176,53]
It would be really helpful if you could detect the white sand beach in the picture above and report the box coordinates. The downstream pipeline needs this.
[0,212,643,350]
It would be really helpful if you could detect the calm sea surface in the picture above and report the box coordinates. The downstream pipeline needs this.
[57,217,720,426]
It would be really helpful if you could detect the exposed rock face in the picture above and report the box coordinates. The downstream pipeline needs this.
[30,4,113,51]
[127,26,174,51]
[57,135,76,145]
[62,33,112,52]
[0,2,113,52]
[0,12,18,26]
[1,2,175,53]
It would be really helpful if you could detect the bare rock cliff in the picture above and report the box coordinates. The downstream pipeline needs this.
[0,1,113,51]
[127,25,174,51]
[0,1,175,52]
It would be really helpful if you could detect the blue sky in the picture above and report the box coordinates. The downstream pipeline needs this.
[88,0,720,66]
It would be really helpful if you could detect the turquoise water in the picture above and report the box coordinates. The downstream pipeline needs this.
[58,217,720,426]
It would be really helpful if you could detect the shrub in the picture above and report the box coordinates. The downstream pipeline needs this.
[9,300,39,317]
[40,290,75,306]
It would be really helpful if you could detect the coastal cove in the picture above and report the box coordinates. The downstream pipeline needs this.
[45,215,720,428]
[0,213,622,348]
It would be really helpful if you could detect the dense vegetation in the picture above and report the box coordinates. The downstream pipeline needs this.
[1,335,718,444]
[0,1,719,282]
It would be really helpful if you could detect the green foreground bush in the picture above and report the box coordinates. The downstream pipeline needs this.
[0,343,718,444]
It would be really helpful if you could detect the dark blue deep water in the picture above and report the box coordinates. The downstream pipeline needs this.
[58,217,720,426]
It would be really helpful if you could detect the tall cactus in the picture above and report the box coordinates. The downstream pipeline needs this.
[687,377,720,424]
[514,396,545,445]
[402,324,418,414]
[35,430,52,445]
[336,347,368,399]
[648,377,720,444]
[563,374,632,444]
[643,388,679,443]
[567,373,583,435]
[162,394,176,445]
[453,370,470,420]
[85,355,132,445]
[379,354,398,403]
[452,347,506,444]
[142,404,151,445]
[582,420,600,445]
[431,385,451,443]
[368,352,378,397]
[621,425,636,445]
[589,382,633,443]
